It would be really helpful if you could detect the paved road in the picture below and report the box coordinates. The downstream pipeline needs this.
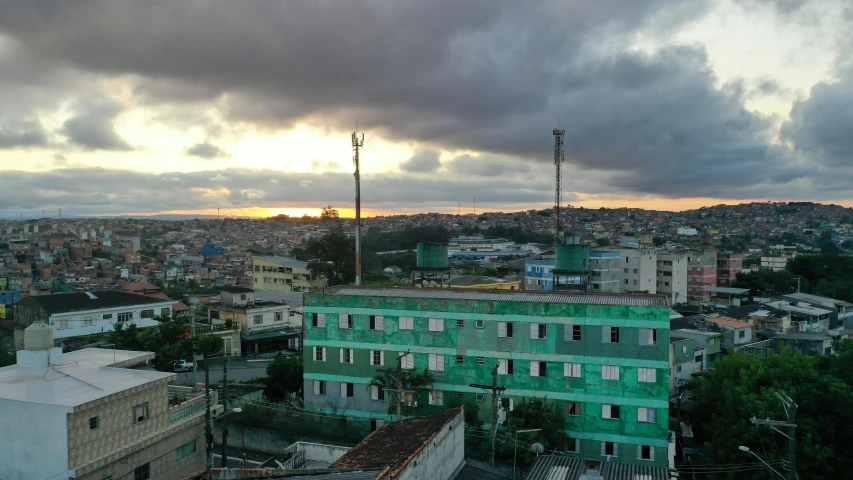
[175,364,269,386]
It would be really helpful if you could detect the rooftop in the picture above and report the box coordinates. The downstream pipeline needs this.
[332,407,462,476]
[220,286,255,294]
[672,328,721,337]
[786,292,853,308]
[255,256,309,269]
[702,286,750,295]
[450,458,512,480]
[0,348,172,408]
[316,286,669,307]
[765,300,833,316]
[20,290,172,314]
[525,455,668,480]
[773,331,835,341]
[448,276,511,287]
[706,316,752,329]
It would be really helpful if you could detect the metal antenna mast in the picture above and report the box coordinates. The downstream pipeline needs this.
[352,129,365,286]
[553,126,566,245]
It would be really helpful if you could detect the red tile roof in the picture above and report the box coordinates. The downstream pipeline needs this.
[332,407,463,478]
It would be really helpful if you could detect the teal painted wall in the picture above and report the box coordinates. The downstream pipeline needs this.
[303,292,671,466]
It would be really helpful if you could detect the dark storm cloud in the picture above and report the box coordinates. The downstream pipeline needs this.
[0,167,556,216]
[0,119,48,149]
[61,98,132,151]
[400,150,441,173]
[0,0,847,202]
[184,142,229,159]
[781,75,853,167]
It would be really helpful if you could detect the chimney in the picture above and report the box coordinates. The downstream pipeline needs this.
[17,322,63,368]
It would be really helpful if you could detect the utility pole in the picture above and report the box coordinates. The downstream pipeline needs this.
[378,351,413,422]
[352,130,364,286]
[751,392,798,480]
[220,356,229,467]
[204,354,213,477]
[470,364,506,466]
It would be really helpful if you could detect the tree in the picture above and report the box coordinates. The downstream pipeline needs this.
[321,206,340,221]
[193,334,224,358]
[595,238,611,247]
[688,350,853,480]
[499,399,569,466]
[306,228,355,286]
[0,339,14,367]
[370,368,435,416]
[733,269,797,296]
[266,355,303,400]
[110,313,194,370]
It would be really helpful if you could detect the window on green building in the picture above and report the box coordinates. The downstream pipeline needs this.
[602,441,618,457]
[638,407,656,423]
[602,326,620,343]
[565,324,582,341]
[602,365,620,380]
[498,359,514,375]
[602,405,620,420]
[564,401,581,416]
[638,445,654,461]
[498,322,513,338]
[175,440,196,460]
[638,328,657,345]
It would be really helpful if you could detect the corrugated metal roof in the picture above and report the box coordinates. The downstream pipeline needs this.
[525,455,669,480]
[450,458,512,480]
[325,287,668,307]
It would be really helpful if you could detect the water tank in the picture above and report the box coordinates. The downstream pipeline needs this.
[555,244,589,272]
[416,243,448,270]
[24,322,54,351]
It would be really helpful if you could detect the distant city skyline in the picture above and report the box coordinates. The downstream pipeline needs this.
[0,0,851,217]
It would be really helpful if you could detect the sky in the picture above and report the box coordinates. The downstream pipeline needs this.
[0,0,851,218]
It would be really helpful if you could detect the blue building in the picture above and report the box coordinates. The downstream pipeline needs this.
[0,290,21,305]
[524,258,555,290]
[202,244,225,257]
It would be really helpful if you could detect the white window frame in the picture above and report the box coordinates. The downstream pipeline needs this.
[530,323,547,339]
[339,314,353,329]
[564,401,581,416]
[638,328,657,346]
[530,361,546,377]
[340,382,354,398]
[370,315,384,331]
[638,407,656,423]
[370,384,384,401]
[497,322,514,338]
[399,316,414,330]
[638,368,657,383]
[312,313,326,328]
[428,354,445,372]
[497,359,513,375]
[339,348,354,364]
[475,320,485,328]
[565,324,582,341]
[602,404,620,420]
[429,390,444,406]
[253,314,263,325]
[313,380,326,395]
[428,318,444,332]
[400,352,414,369]
[370,350,385,366]
[564,363,581,378]
[602,326,620,343]
[602,441,618,457]
[313,346,327,362]
[602,365,620,380]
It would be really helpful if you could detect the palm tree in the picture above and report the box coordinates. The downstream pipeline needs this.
[369,368,436,417]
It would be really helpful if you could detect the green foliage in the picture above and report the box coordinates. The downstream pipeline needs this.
[109,314,193,370]
[499,399,570,467]
[0,243,8,250]
[652,236,666,247]
[370,368,435,415]
[733,269,797,296]
[595,238,611,247]
[0,338,14,367]
[193,333,224,357]
[162,279,212,300]
[688,350,853,480]
[306,228,355,286]
[360,225,450,253]
[266,356,303,400]
[446,397,484,428]
[483,225,551,244]
[788,254,853,302]
[320,206,339,221]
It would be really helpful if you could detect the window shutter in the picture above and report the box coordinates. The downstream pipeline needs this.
[339,315,347,329]
[370,385,378,400]
[313,381,320,395]
[530,361,537,377]
[564,363,570,377]
[530,323,538,339]
[602,404,611,418]
[498,359,506,375]
[380,351,385,366]
[649,408,656,423]
[340,349,344,363]
[498,322,507,337]
[614,444,619,457]
[340,383,347,397]
[376,316,384,330]
[317,313,325,327]
[602,326,610,343]
[321,347,326,361]
[601,442,606,456]
[429,354,437,371]
[437,355,444,371]
[637,445,642,459]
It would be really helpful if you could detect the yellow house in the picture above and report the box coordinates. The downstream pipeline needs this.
[252,256,326,292]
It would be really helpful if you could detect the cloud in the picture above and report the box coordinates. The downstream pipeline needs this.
[0,119,48,149]
[184,141,230,159]
[61,98,132,151]
[444,153,531,178]
[781,74,853,167]
[400,149,441,173]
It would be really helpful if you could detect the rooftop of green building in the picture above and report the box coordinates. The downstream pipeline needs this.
[311,286,669,307]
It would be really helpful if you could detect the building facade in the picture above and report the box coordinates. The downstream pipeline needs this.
[656,251,688,305]
[686,250,717,305]
[524,258,555,291]
[302,287,672,466]
[588,250,620,293]
[716,253,743,288]
[208,287,300,356]
[618,248,657,294]
[252,256,326,292]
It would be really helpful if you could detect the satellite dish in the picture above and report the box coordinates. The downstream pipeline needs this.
[530,443,545,455]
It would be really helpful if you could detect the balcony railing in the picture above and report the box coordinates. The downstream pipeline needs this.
[194,323,240,334]
[169,389,216,424]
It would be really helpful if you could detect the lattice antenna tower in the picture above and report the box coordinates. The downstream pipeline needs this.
[553,126,566,245]
[352,130,365,286]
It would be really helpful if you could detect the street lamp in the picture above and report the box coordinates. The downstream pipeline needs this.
[738,446,786,480]
[513,428,542,480]
[220,407,243,468]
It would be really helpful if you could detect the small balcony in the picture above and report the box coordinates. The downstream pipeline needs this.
[168,386,218,424]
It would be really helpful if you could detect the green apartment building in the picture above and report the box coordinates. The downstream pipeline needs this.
[303,287,672,466]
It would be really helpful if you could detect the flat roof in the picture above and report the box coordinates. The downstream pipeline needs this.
[773,331,834,341]
[787,292,853,308]
[0,348,174,408]
[765,300,833,316]
[706,316,752,329]
[219,286,254,293]
[242,328,300,342]
[702,287,750,294]
[20,290,172,314]
[255,256,309,269]
[316,286,669,307]
[672,328,721,337]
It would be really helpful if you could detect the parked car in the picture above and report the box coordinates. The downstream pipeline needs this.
[171,360,194,372]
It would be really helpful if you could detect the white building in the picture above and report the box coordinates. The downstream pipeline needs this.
[619,247,657,294]
[657,251,688,305]
[677,227,698,236]
[0,324,207,480]
[13,291,175,350]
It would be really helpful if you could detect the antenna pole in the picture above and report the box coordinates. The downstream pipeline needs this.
[352,130,365,286]
[553,127,565,245]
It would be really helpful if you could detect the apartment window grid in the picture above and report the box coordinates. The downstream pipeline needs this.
[339,314,353,329]
[497,359,514,375]
[565,324,582,341]
[639,328,657,345]
[313,346,327,362]
[567,438,580,453]
[140,309,154,319]
[340,348,354,364]
[476,357,485,365]
[428,318,444,332]
[428,354,445,372]
[638,445,655,461]
[638,368,657,383]
[602,365,620,380]
[603,326,620,343]
[370,350,385,366]
[311,313,326,328]
[253,314,263,325]
[530,323,547,339]
[638,407,656,423]
[563,363,581,378]
[175,440,196,460]
[399,316,414,330]
[602,404,620,420]
[602,442,618,457]
[456,319,464,328]
[82,316,94,326]
[530,361,547,377]
[429,391,444,406]
[370,385,385,401]
[118,312,133,322]
[369,315,384,330]
[564,401,581,416]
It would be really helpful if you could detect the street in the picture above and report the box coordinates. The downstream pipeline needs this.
[175,363,270,386]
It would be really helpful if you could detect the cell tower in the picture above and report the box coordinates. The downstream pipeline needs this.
[352,130,365,286]
[553,127,565,245]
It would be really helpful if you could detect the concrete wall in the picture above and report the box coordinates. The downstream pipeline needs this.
[298,442,351,466]
[398,411,464,480]
[213,424,353,455]
[0,399,71,480]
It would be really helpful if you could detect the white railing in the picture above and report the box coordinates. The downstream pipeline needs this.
[169,391,217,424]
